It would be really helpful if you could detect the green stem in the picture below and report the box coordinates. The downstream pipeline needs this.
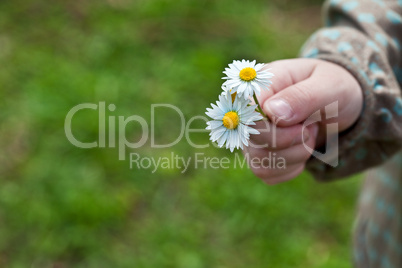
[253,94,268,119]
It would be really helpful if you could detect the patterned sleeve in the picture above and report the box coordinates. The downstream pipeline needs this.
[300,0,402,181]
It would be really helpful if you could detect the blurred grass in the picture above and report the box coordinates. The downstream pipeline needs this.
[0,0,362,267]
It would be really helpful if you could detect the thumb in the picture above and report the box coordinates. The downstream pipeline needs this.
[262,70,342,127]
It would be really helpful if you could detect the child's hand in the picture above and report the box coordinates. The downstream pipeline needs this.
[245,58,363,184]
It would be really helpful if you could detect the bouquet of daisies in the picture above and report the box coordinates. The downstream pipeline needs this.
[206,60,274,152]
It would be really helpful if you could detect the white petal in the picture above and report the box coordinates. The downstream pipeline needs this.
[254,63,265,71]
[207,120,223,129]
[237,82,247,95]
[247,126,260,135]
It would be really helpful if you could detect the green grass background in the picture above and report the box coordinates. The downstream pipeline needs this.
[0,0,363,267]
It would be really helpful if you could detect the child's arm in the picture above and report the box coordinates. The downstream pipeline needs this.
[246,0,402,184]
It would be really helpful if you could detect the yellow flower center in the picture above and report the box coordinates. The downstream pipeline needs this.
[239,67,257,81]
[222,111,239,130]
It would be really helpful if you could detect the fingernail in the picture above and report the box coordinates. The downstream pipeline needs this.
[265,99,294,120]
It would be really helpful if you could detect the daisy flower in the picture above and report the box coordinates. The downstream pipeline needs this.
[205,92,263,152]
[222,59,274,99]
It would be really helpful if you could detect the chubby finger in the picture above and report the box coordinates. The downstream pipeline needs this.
[262,61,360,127]
[246,126,315,165]
[245,123,318,184]
[262,77,334,126]
[269,132,316,164]
[249,121,310,150]
[255,59,319,106]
